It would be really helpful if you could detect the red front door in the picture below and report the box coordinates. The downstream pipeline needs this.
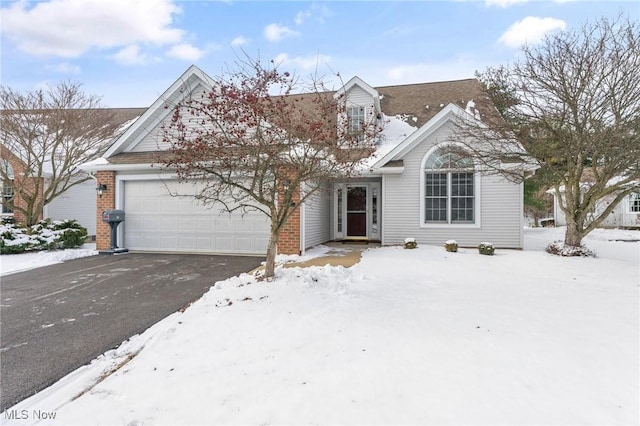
[347,186,367,237]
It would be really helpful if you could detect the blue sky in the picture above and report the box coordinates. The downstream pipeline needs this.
[1,0,638,107]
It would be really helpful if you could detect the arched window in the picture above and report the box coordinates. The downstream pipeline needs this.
[629,192,640,213]
[423,145,476,224]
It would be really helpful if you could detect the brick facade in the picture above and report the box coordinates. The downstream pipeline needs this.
[95,170,116,251]
[1,144,44,225]
[278,185,302,255]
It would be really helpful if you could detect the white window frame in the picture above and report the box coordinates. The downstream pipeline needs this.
[419,143,481,229]
[1,184,14,215]
[629,192,640,213]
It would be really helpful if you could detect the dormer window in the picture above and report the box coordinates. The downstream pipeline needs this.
[348,106,366,133]
[347,106,366,141]
[334,77,381,146]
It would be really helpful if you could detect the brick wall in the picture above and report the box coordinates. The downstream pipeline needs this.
[278,186,301,255]
[95,170,116,250]
[1,145,44,225]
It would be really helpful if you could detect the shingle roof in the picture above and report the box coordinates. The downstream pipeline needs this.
[100,78,499,166]
[376,78,496,127]
[110,108,148,126]
[280,78,497,127]
[108,151,168,164]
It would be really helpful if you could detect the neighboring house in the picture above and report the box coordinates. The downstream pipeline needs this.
[0,108,145,235]
[82,65,529,255]
[550,186,640,229]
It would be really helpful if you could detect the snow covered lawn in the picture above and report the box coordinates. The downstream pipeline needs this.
[0,244,98,276]
[4,228,639,425]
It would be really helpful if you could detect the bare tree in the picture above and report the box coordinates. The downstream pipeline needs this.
[1,82,119,225]
[459,16,640,249]
[160,58,380,278]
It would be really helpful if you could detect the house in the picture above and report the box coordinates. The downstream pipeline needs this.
[0,108,145,235]
[82,65,528,255]
[550,186,640,229]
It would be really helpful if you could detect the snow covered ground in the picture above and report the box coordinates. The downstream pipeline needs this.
[3,228,639,425]
[0,244,98,276]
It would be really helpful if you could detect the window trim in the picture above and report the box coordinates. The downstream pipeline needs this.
[628,192,640,214]
[419,143,481,229]
[1,182,14,215]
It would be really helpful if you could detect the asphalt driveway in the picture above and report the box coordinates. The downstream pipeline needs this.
[0,253,262,411]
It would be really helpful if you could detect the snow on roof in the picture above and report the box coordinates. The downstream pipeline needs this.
[359,114,418,170]
[81,157,110,167]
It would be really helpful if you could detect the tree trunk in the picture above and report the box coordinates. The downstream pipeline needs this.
[263,231,279,279]
[564,221,584,247]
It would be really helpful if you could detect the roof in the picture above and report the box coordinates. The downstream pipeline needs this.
[82,65,500,170]
[376,79,498,127]
[103,65,214,158]
[1,107,146,175]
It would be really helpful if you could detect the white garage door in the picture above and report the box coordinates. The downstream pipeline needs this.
[122,179,270,254]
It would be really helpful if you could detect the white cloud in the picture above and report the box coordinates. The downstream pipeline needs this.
[294,10,311,25]
[0,0,184,57]
[113,45,148,66]
[230,36,249,47]
[166,43,205,61]
[485,0,529,7]
[264,23,300,42]
[498,16,566,48]
[45,62,81,74]
[294,4,333,25]
[379,55,488,85]
[273,53,333,71]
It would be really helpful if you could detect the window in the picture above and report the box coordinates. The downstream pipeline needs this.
[1,184,14,214]
[347,106,367,142]
[630,192,640,213]
[1,160,14,214]
[423,145,476,224]
[347,106,365,133]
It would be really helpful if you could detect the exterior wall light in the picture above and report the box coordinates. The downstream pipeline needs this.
[96,184,107,198]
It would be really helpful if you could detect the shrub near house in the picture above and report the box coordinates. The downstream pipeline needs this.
[0,218,87,254]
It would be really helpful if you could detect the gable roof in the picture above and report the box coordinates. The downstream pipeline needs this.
[103,64,215,158]
[82,65,501,170]
[371,103,472,170]
[335,76,381,111]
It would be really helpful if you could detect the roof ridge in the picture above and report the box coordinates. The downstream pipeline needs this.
[374,78,479,91]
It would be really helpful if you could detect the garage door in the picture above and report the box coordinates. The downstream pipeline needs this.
[122,180,270,254]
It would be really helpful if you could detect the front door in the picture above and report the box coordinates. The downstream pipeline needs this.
[347,186,367,238]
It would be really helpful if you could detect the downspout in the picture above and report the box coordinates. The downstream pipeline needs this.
[299,183,306,255]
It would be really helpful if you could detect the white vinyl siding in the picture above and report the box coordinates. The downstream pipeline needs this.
[381,121,523,248]
[553,192,640,228]
[45,179,97,236]
[303,184,331,249]
[121,179,270,254]
[130,85,210,153]
[348,86,375,106]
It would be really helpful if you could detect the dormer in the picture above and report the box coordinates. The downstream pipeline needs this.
[334,77,381,143]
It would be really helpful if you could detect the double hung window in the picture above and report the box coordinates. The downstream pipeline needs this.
[629,192,640,213]
[424,146,475,224]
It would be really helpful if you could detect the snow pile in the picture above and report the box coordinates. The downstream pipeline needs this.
[546,240,597,257]
[465,99,481,120]
[5,228,638,425]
